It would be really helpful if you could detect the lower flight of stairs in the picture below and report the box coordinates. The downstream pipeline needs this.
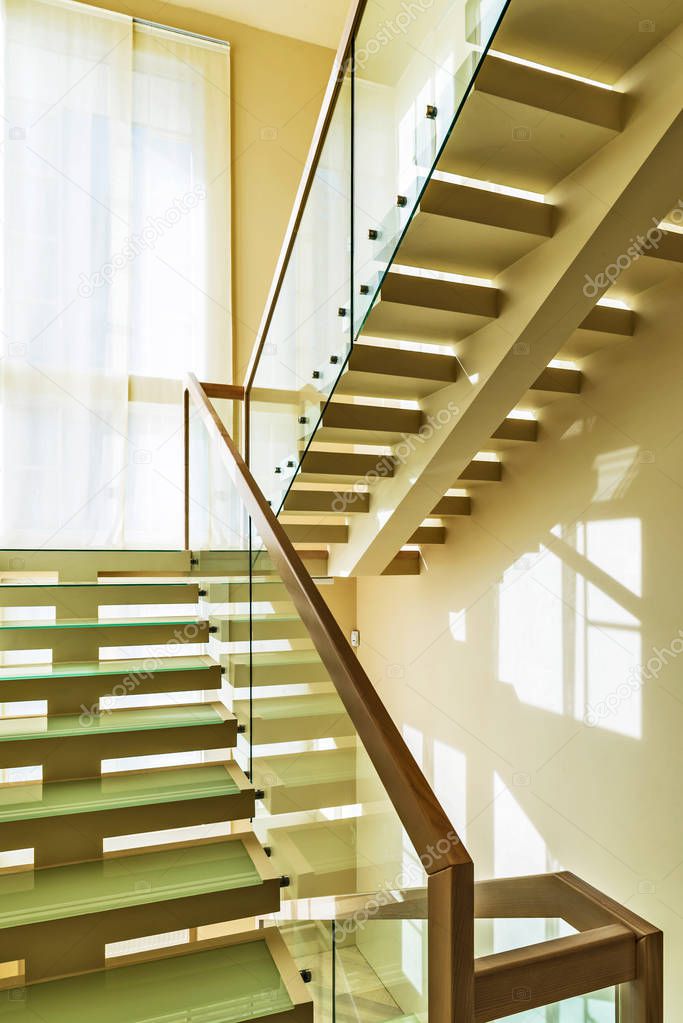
[216,582,361,904]
[0,551,312,1023]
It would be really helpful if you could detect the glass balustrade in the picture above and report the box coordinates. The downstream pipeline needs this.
[184,382,643,1023]
[247,0,510,512]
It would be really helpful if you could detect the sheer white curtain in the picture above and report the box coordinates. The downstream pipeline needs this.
[0,0,231,549]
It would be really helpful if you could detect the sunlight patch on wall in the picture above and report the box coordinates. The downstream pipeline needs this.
[449,610,467,643]
[578,519,642,739]
[584,518,642,602]
[592,447,639,502]
[434,739,467,842]
[403,723,424,767]
[499,549,564,715]
[494,773,548,878]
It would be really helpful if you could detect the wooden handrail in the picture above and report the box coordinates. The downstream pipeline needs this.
[242,0,369,399]
[475,925,636,1022]
[199,382,245,401]
[186,372,469,872]
[186,370,473,1023]
[265,874,663,1022]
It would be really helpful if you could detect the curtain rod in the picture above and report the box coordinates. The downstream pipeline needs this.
[133,17,230,49]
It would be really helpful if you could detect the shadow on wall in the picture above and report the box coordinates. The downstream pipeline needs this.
[356,271,683,1015]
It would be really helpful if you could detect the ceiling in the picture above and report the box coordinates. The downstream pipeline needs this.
[175,0,350,48]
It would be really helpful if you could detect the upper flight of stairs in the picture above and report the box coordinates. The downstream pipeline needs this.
[274,2,683,576]
[0,550,313,1023]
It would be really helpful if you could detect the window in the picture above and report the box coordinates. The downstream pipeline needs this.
[0,0,231,547]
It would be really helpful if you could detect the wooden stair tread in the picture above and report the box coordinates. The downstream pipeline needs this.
[254,748,356,789]
[0,616,206,631]
[236,693,346,722]
[437,54,622,193]
[0,583,199,607]
[0,838,262,931]
[283,523,349,544]
[459,460,503,482]
[0,937,297,1023]
[0,655,218,683]
[400,177,554,277]
[0,764,243,824]
[432,496,472,516]
[476,54,623,131]
[0,704,228,744]
[283,490,370,515]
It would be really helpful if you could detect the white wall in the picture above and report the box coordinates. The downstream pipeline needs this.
[356,270,683,1015]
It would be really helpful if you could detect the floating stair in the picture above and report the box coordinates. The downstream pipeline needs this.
[253,748,356,815]
[532,365,583,395]
[336,343,458,400]
[0,617,210,656]
[399,177,555,278]
[211,613,310,644]
[298,450,395,482]
[365,272,500,345]
[409,526,446,545]
[316,401,424,446]
[0,763,254,868]
[439,52,623,193]
[0,704,237,781]
[235,694,353,745]
[0,930,312,1023]
[0,556,294,999]
[0,655,221,711]
[432,496,472,517]
[203,580,291,604]
[225,650,329,688]
[0,835,279,982]
[283,523,350,545]
[283,490,370,515]
[458,459,503,483]
[265,818,358,899]
[0,581,200,611]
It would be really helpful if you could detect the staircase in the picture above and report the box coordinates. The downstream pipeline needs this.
[246,0,683,578]
[0,0,671,1018]
[0,383,664,1019]
[0,550,312,1020]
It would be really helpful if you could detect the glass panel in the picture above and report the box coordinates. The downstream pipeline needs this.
[335,918,428,1023]
[491,988,616,1021]
[187,396,249,550]
[279,921,336,1023]
[230,543,430,1016]
[248,70,352,512]
[247,0,509,505]
[352,0,509,337]
[476,916,578,955]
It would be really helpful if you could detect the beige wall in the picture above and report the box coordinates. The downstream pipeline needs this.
[356,271,683,1014]
[80,0,334,383]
